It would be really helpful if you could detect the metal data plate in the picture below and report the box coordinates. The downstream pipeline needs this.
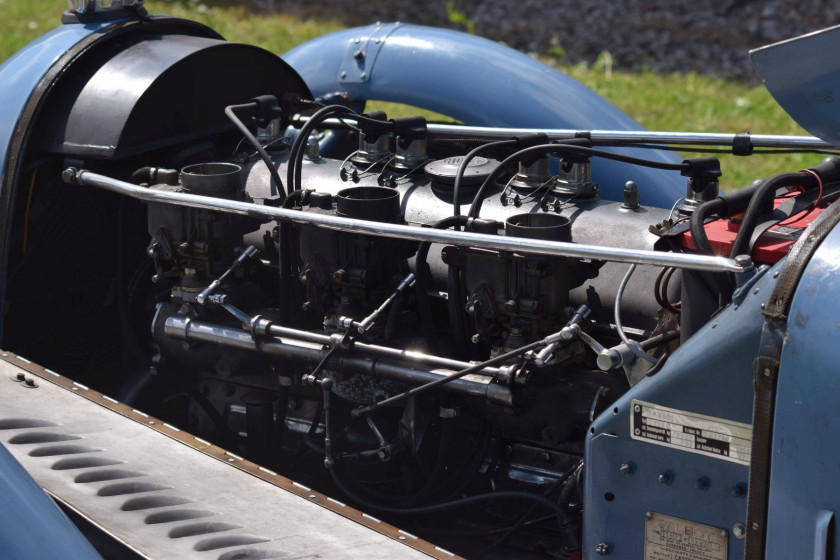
[751,24,840,147]
[645,512,728,560]
[0,351,453,560]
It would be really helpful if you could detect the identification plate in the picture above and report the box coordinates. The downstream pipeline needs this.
[645,512,727,560]
[631,400,752,466]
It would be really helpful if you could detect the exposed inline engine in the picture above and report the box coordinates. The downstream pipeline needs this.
[6,20,840,560]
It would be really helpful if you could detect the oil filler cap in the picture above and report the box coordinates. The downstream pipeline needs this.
[424,155,499,192]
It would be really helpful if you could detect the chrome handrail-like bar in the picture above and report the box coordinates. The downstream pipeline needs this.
[299,116,833,149]
[163,315,514,406]
[63,168,749,273]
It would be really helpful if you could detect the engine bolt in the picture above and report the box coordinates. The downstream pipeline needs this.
[619,463,634,476]
[471,334,481,344]
[333,270,345,283]
[622,181,640,210]
[503,299,516,312]
[15,373,25,381]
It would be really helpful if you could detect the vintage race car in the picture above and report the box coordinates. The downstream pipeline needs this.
[1,2,839,559]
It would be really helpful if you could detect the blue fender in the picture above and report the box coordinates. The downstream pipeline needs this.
[283,23,683,208]
[765,223,840,558]
[0,443,101,559]
[0,16,222,344]
[0,22,115,187]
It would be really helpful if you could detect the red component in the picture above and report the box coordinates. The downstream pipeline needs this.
[678,198,827,264]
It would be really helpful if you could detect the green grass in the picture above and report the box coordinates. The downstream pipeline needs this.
[0,1,822,191]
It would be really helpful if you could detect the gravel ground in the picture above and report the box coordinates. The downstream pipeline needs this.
[263,0,840,80]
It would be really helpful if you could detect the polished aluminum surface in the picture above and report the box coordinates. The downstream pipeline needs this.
[67,169,747,273]
[0,352,438,559]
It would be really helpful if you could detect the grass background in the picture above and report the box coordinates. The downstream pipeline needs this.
[0,0,824,191]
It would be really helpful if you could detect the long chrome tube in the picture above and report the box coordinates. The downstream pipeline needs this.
[427,125,834,149]
[163,315,514,406]
[304,117,833,149]
[264,324,505,379]
[64,168,748,273]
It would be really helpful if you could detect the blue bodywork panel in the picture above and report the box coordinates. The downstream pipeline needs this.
[0,21,117,558]
[0,22,113,187]
[751,24,840,148]
[0,443,101,559]
[583,266,779,558]
[283,23,683,208]
[765,224,840,558]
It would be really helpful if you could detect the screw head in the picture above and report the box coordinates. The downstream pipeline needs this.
[619,463,634,476]
[730,483,746,498]
[595,542,611,556]
[695,477,709,491]
[658,471,672,485]
[732,523,746,539]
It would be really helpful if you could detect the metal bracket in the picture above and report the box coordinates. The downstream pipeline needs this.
[339,22,403,84]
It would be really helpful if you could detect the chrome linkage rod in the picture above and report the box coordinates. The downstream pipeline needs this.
[293,115,833,149]
[62,168,749,273]
[425,124,834,149]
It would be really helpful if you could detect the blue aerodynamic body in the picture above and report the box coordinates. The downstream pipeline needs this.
[2,6,840,559]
